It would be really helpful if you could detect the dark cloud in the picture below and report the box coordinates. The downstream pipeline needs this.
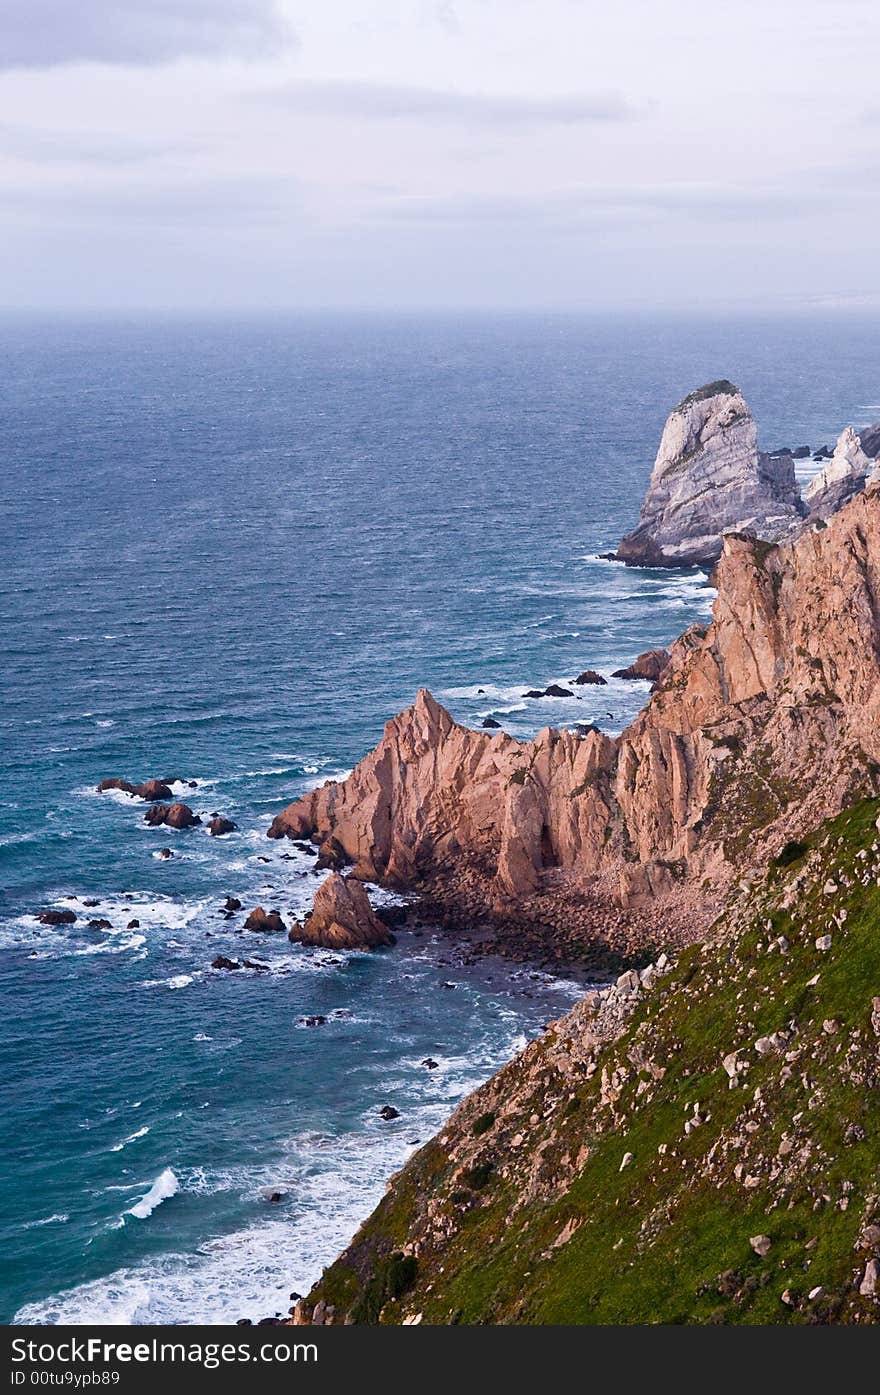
[0,1,292,70]
[260,79,637,125]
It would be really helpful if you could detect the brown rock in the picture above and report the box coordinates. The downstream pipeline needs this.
[211,955,241,970]
[97,777,174,801]
[144,802,200,829]
[611,648,671,682]
[315,835,348,871]
[574,670,607,686]
[244,907,287,934]
[288,873,394,950]
[266,485,880,918]
[38,909,77,925]
[208,816,237,837]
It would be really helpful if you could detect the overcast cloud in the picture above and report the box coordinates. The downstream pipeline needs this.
[0,0,877,311]
[0,0,291,69]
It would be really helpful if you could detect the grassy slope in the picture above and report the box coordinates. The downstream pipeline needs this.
[307,800,880,1325]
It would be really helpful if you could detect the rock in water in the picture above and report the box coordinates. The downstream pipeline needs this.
[244,907,287,934]
[616,381,806,568]
[207,816,237,837]
[143,802,200,829]
[804,424,880,519]
[289,873,394,950]
[38,909,77,925]
[611,648,671,682]
[574,670,607,686]
[97,777,174,801]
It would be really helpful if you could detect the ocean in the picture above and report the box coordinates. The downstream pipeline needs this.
[2,312,878,1324]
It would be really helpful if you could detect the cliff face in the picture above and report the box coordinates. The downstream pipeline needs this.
[270,484,880,915]
[616,382,806,568]
[298,799,880,1326]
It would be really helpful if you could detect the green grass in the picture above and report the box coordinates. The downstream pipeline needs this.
[305,799,880,1325]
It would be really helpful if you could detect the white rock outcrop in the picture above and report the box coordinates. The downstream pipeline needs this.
[617,381,806,568]
[804,425,880,519]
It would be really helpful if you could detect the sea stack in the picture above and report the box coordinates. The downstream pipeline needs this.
[616,381,806,568]
[289,873,394,950]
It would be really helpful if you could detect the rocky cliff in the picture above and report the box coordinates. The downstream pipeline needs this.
[296,798,880,1325]
[804,425,880,519]
[616,381,806,568]
[270,482,880,931]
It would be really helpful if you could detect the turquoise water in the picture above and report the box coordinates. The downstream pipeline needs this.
[1,313,878,1323]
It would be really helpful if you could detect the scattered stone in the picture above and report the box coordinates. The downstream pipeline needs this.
[815,935,833,951]
[619,1152,634,1171]
[750,1234,772,1258]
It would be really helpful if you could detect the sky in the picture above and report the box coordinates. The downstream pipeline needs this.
[1,0,878,312]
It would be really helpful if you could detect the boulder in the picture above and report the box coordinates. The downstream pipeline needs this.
[481,717,502,729]
[522,689,545,699]
[379,1105,400,1120]
[224,896,242,912]
[543,684,573,698]
[288,873,394,950]
[207,816,237,837]
[611,648,671,682]
[573,670,607,686]
[143,802,200,829]
[211,955,241,971]
[244,907,287,934]
[617,381,806,567]
[38,909,77,925]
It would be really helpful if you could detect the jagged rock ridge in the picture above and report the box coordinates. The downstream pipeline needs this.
[270,483,880,919]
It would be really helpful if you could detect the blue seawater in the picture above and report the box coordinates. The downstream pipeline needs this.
[1,313,878,1323]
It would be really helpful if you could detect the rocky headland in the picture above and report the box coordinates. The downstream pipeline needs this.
[268,479,880,965]
[264,389,880,1325]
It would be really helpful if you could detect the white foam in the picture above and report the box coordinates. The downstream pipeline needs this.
[126,1168,179,1220]
[110,1127,150,1153]
[21,1213,69,1230]
[141,974,195,991]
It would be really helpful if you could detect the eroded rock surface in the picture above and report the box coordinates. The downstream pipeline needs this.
[289,873,394,950]
[616,381,805,567]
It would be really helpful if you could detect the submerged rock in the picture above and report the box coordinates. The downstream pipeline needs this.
[617,381,806,567]
[288,873,394,950]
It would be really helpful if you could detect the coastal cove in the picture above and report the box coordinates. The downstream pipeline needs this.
[3,313,880,1325]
